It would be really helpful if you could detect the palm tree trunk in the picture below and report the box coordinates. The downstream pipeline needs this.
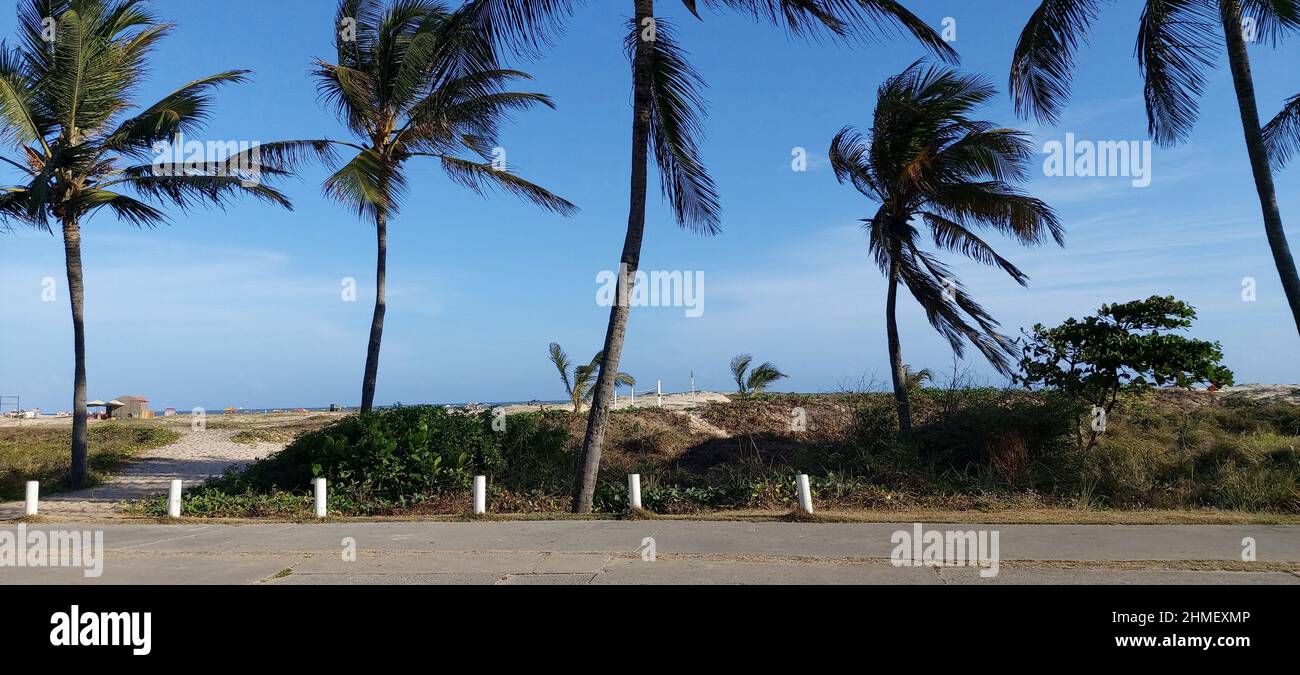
[1221,0,1300,337]
[360,208,388,414]
[885,258,912,434]
[62,215,89,489]
[572,0,655,514]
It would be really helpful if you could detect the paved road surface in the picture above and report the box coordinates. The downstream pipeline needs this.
[2,521,1296,585]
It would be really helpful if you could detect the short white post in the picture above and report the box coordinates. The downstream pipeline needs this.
[656,380,663,408]
[473,475,487,515]
[167,479,182,518]
[630,386,635,407]
[313,477,327,518]
[796,474,814,514]
[628,474,642,510]
[614,389,619,408]
[690,371,696,404]
[24,481,38,517]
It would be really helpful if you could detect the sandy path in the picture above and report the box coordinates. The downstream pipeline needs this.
[0,428,284,519]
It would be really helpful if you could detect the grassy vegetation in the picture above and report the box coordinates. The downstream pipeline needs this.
[0,423,179,500]
[230,429,296,446]
[135,389,1299,519]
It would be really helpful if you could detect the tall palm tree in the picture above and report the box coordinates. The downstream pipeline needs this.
[0,0,308,488]
[548,343,635,412]
[300,0,576,414]
[829,62,1062,433]
[1009,0,1300,337]
[729,353,787,396]
[470,0,957,513]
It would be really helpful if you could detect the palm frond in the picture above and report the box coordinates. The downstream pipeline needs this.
[920,211,1029,285]
[1010,0,1109,124]
[895,246,1015,374]
[547,342,573,396]
[73,188,166,227]
[102,70,251,158]
[115,173,294,212]
[437,154,575,215]
[626,18,721,235]
[0,186,46,232]
[1239,0,1300,45]
[324,147,406,218]
[466,0,579,59]
[1263,93,1300,170]
[730,354,753,393]
[925,181,1063,246]
[373,0,452,109]
[0,44,49,149]
[902,364,932,389]
[828,126,881,200]
[745,361,787,393]
[314,60,380,137]
[1136,0,1219,147]
[697,0,957,63]
[573,362,597,402]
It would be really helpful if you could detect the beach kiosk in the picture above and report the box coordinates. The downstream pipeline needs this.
[108,395,153,419]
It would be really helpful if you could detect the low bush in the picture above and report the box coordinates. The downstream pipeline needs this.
[152,390,1300,517]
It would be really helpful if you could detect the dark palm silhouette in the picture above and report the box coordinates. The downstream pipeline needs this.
[829,62,1061,432]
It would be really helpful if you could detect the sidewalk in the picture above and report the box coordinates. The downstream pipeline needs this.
[3,521,1297,585]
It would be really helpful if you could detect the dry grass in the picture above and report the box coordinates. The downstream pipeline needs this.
[0,422,179,500]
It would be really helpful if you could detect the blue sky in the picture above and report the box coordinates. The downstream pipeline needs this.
[1,0,1298,412]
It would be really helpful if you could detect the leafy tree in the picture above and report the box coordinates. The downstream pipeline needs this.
[729,353,787,397]
[1014,295,1234,448]
[1010,0,1300,338]
[0,0,306,487]
[829,61,1061,433]
[548,343,635,413]
[302,0,577,414]
[468,0,956,513]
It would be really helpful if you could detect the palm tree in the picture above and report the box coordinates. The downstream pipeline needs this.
[300,0,576,414]
[729,353,787,397]
[829,62,1062,433]
[1009,0,1300,337]
[901,364,932,393]
[0,0,308,488]
[469,0,957,513]
[548,343,635,412]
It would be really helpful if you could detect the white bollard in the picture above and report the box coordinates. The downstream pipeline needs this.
[314,477,327,518]
[796,474,814,514]
[614,389,618,408]
[628,474,642,510]
[24,481,38,517]
[167,479,182,518]
[690,371,696,404]
[657,380,662,408]
[630,386,635,407]
[473,475,487,515]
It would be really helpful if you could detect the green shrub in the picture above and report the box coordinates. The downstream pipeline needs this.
[181,406,573,516]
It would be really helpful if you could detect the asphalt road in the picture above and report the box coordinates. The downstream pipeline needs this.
[2,521,1297,585]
